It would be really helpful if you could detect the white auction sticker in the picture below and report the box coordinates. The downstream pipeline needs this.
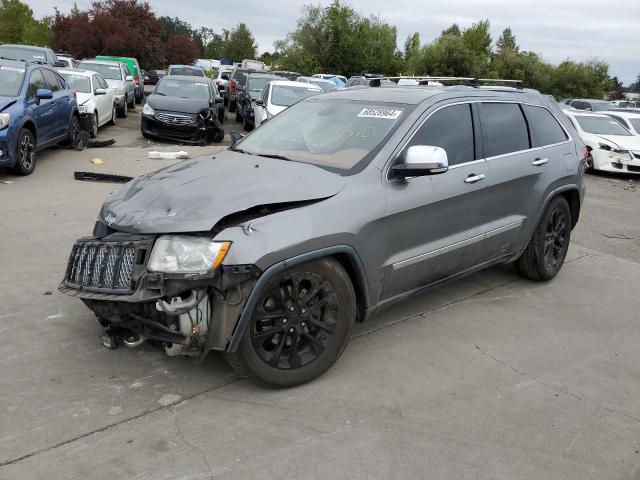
[358,107,402,120]
[0,65,25,73]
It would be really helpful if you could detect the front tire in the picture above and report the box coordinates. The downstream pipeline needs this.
[243,114,254,132]
[228,98,236,113]
[108,104,117,126]
[12,128,36,175]
[90,112,98,138]
[225,258,356,387]
[515,196,571,281]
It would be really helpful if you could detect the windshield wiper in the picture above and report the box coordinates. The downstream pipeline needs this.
[254,153,293,161]
[230,147,253,155]
[155,92,166,96]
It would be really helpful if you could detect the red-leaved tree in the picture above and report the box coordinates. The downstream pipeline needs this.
[165,35,198,65]
[52,0,164,68]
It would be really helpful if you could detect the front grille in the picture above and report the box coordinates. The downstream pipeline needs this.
[65,239,150,293]
[155,112,195,125]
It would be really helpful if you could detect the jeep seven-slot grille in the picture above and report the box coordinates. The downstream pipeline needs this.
[65,240,148,293]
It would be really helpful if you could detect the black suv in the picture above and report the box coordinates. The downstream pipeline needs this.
[234,73,280,131]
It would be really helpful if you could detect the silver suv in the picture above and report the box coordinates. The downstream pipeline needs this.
[77,60,136,117]
[60,84,586,387]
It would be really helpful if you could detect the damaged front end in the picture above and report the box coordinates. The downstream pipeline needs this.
[59,228,260,359]
[141,106,224,145]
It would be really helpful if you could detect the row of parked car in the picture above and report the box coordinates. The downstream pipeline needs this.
[558,98,640,174]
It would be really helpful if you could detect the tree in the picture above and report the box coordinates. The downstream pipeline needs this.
[403,32,420,61]
[222,23,257,62]
[496,28,518,55]
[53,0,164,68]
[0,0,51,46]
[165,35,198,65]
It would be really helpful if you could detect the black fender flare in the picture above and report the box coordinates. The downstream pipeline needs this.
[225,245,370,352]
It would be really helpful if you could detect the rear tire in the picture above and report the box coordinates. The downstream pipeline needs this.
[515,196,571,281]
[224,258,356,388]
[128,95,135,110]
[12,128,36,176]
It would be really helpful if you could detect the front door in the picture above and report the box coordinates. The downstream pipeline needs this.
[380,102,492,300]
[25,69,56,144]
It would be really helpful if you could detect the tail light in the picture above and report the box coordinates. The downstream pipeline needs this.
[230,79,237,94]
[72,90,77,99]
[134,74,140,85]
[581,146,590,168]
[215,79,221,86]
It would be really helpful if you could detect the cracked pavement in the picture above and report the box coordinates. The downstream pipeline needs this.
[1,120,640,479]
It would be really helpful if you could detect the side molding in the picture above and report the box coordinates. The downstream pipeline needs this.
[225,245,369,352]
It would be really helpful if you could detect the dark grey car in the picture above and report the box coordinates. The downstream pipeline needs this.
[60,86,587,387]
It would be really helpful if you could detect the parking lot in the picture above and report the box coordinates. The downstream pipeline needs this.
[1,94,640,479]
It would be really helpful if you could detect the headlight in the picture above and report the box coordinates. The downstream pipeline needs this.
[0,113,9,129]
[78,105,87,114]
[116,87,125,95]
[148,236,230,274]
[143,103,154,115]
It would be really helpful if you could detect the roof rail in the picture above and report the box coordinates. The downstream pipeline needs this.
[376,76,524,89]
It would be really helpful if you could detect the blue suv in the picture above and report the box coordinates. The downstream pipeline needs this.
[0,59,79,175]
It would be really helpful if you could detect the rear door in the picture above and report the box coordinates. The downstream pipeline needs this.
[477,102,555,260]
[381,101,492,299]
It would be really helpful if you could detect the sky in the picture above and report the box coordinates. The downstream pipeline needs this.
[32,0,640,84]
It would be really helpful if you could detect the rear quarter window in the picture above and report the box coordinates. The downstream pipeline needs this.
[478,103,530,157]
[523,105,568,147]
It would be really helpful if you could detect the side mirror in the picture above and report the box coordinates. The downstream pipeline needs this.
[125,75,134,82]
[391,145,449,179]
[214,97,224,104]
[94,88,107,96]
[230,132,245,146]
[35,88,53,101]
[54,61,67,68]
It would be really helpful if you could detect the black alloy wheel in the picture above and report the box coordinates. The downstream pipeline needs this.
[13,129,36,175]
[544,208,568,269]
[251,272,339,370]
[225,258,356,387]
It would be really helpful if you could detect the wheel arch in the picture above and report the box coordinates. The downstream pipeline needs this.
[225,245,371,353]
[20,118,38,142]
[558,187,581,229]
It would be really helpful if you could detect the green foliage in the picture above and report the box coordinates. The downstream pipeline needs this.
[0,0,51,46]
[496,27,518,54]
[275,0,401,76]
[221,23,257,62]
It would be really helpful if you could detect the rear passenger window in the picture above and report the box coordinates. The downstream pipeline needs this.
[478,103,530,157]
[524,105,568,147]
[406,104,475,166]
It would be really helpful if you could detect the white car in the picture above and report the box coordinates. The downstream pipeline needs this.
[312,73,347,84]
[296,76,339,93]
[59,68,116,137]
[215,68,233,100]
[253,80,323,128]
[564,109,640,174]
[602,110,640,135]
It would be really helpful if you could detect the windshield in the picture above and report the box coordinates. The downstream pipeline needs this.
[271,85,321,107]
[576,116,632,136]
[59,73,91,93]
[0,45,46,63]
[310,80,337,93]
[0,65,25,96]
[247,78,273,93]
[235,100,408,172]
[169,67,204,77]
[591,102,614,112]
[156,79,210,100]
[79,62,122,80]
[629,119,640,132]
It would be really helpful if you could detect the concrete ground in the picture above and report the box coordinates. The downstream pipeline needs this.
[0,105,639,479]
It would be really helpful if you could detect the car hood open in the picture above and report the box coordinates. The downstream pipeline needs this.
[100,150,347,234]
[146,94,209,114]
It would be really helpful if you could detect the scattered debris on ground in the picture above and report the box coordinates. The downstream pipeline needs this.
[148,151,190,160]
[74,172,133,183]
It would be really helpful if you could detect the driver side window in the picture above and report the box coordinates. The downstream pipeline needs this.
[405,103,476,166]
[28,70,47,100]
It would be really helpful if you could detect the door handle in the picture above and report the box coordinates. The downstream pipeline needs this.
[532,158,548,166]
[464,173,486,184]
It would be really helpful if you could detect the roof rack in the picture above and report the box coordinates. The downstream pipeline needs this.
[374,76,524,89]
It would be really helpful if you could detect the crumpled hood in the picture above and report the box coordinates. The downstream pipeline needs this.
[146,94,209,114]
[100,150,347,233]
[0,96,17,112]
[595,134,640,151]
